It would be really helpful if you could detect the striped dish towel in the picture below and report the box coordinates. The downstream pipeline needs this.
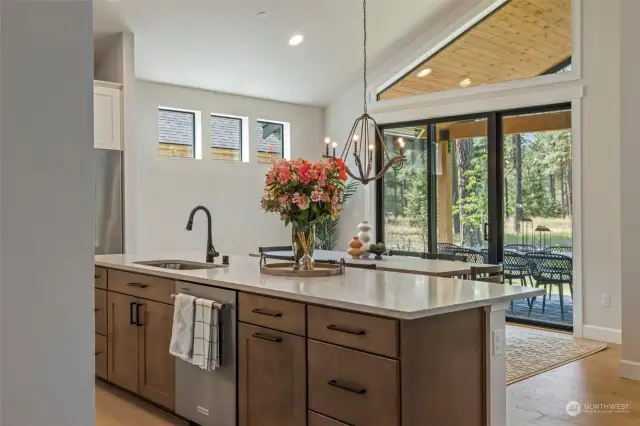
[192,298,220,371]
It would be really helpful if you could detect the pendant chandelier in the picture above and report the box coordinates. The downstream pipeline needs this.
[323,0,405,185]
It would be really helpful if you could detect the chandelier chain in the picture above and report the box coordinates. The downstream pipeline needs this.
[363,0,368,114]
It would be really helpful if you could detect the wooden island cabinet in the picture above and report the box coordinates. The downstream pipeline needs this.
[95,254,543,426]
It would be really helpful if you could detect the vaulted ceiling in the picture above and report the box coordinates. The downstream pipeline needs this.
[93,0,465,106]
[379,0,572,100]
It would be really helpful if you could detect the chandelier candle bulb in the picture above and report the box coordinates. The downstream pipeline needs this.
[324,138,330,156]
[331,141,338,158]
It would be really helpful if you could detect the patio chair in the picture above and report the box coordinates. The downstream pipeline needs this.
[452,247,486,264]
[437,242,460,255]
[525,253,573,321]
[504,244,538,253]
[544,246,572,253]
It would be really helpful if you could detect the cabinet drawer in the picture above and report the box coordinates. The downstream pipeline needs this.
[108,269,173,304]
[239,293,305,336]
[95,267,107,289]
[95,333,108,380]
[308,306,398,358]
[308,340,399,426]
[95,289,107,336]
[309,411,350,426]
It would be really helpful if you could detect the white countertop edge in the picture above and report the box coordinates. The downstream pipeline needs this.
[95,259,546,320]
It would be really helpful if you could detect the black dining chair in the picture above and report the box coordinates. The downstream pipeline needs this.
[504,244,538,253]
[424,252,468,262]
[437,242,460,255]
[452,247,486,264]
[386,250,425,259]
[525,253,573,321]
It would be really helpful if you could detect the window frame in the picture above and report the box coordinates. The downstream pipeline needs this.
[157,106,200,159]
[210,113,245,163]
[256,119,286,163]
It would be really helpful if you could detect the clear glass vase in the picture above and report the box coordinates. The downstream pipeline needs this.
[292,223,316,270]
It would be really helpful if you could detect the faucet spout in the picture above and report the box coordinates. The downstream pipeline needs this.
[186,205,219,263]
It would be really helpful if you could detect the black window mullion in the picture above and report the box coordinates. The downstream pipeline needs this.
[487,112,504,264]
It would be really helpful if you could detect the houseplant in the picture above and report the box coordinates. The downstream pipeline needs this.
[261,157,348,270]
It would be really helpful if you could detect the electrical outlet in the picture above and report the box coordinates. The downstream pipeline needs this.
[602,294,611,307]
[493,329,504,356]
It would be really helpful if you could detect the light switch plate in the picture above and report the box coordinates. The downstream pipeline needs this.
[602,294,611,307]
[493,329,504,356]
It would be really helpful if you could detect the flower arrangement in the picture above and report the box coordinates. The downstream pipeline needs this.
[261,158,348,226]
[261,158,348,270]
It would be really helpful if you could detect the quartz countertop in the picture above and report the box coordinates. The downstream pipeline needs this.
[95,252,544,320]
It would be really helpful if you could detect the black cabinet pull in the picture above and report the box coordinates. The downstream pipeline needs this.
[328,380,367,395]
[127,282,149,289]
[130,302,136,325]
[94,275,100,279]
[252,332,282,343]
[95,351,102,356]
[327,324,366,336]
[252,308,282,318]
[136,303,144,326]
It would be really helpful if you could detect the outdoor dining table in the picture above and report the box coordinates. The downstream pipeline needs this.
[249,249,495,278]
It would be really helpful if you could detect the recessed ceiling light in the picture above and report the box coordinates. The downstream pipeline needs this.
[460,78,472,87]
[289,34,304,46]
[417,68,432,78]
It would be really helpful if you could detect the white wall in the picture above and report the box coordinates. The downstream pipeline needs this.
[620,0,640,380]
[0,1,95,424]
[132,81,324,255]
[326,0,624,341]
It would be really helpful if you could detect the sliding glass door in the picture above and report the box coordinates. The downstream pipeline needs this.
[376,103,572,330]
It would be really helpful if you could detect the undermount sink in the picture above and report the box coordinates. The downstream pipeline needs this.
[133,260,224,270]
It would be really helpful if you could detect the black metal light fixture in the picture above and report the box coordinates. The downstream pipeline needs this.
[322,0,405,185]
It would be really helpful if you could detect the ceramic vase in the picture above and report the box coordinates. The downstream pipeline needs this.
[357,221,372,259]
[347,236,365,259]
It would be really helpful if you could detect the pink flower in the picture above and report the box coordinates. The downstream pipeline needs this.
[311,190,322,202]
[278,168,292,184]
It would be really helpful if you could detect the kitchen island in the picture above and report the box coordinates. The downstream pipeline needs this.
[95,252,543,426]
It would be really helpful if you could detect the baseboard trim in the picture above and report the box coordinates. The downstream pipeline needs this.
[620,360,640,381]
[582,325,622,344]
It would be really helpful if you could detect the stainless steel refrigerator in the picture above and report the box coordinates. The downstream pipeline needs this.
[95,149,124,255]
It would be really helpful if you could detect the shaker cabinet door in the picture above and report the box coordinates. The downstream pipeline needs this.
[138,300,176,410]
[107,291,139,393]
[238,323,306,426]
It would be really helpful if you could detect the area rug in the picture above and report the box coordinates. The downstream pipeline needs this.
[506,325,607,385]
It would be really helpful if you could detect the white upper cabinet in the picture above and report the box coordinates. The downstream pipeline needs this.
[94,82,122,150]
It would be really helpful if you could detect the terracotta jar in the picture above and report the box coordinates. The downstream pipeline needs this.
[347,236,365,259]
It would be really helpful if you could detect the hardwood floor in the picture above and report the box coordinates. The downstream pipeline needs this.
[95,380,185,426]
[96,328,640,426]
[508,328,640,425]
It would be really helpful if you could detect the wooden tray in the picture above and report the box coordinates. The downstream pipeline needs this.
[260,255,345,277]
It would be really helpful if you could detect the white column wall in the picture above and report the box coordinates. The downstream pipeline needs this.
[0,1,95,424]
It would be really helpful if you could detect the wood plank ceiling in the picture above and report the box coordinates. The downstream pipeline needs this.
[379,0,572,100]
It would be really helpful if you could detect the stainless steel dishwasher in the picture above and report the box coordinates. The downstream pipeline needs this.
[174,281,236,426]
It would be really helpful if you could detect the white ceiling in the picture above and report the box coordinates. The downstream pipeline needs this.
[94,0,454,106]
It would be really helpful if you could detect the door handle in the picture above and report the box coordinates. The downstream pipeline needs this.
[251,308,282,318]
[136,303,144,326]
[252,332,282,343]
[328,380,367,395]
[484,223,491,241]
[130,302,136,325]
[327,324,366,336]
